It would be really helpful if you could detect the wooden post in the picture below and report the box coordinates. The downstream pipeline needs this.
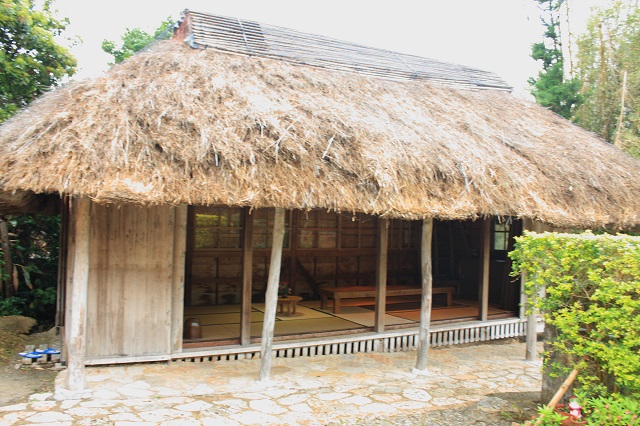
[170,205,188,353]
[241,207,254,346]
[521,271,540,361]
[522,219,538,361]
[55,198,70,332]
[414,218,433,372]
[66,197,91,391]
[479,218,491,322]
[526,310,538,361]
[374,218,388,333]
[259,207,285,381]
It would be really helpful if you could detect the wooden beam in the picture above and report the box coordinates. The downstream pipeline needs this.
[374,218,389,333]
[170,205,188,353]
[241,207,254,346]
[66,197,91,391]
[414,218,433,372]
[259,207,285,381]
[479,218,491,322]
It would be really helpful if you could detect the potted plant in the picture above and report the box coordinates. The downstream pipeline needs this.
[278,281,291,298]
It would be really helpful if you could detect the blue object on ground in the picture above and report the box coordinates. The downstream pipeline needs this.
[18,352,42,359]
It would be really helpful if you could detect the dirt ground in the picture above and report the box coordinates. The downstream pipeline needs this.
[0,316,59,406]
[0,316,540,424]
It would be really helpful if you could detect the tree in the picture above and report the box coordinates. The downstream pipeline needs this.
[0,215,60,324]
[0,0,74,322]
[573,1,640,157]
[528,0,583,119]
[0,0,76,121]
[101,17,175,65]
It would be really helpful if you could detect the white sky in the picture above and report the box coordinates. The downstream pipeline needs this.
[52,0,612,98]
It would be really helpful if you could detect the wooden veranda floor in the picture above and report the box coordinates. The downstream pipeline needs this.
[183,298,515,344]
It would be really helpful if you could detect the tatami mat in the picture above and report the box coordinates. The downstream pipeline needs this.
[252,303,333,321]
[250,317,361,337]
[186,299,516,342]
[201,324,239,340]
[195,311,264,326]
[390,306,510,322]
[185,305,242,315]
[316,306,415,327]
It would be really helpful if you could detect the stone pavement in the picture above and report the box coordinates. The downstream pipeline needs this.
[0,340,542,425]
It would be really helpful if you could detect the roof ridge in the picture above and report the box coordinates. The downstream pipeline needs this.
[180,9,512,91]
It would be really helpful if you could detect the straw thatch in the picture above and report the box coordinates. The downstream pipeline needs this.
[0,38,639,228]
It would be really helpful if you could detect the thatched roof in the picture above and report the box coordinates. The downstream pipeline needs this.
[1,11,639,228]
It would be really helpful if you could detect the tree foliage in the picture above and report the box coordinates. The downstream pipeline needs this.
[529,0,583,119]
[101,17,175,65]
[0,215,60,325]
[0,1,70,324]
[511,232,640,397]
[573,1,640,157]
[0,0,76,121]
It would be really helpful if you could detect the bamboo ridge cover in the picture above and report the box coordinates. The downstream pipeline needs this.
[182,10,511,90]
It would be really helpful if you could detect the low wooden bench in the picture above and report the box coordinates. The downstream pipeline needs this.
[318,285,456,314]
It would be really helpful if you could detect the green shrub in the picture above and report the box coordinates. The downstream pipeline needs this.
[511,231,640,397]
[581,393,640,425]
[0,296,26,316]
[534,405,565,425]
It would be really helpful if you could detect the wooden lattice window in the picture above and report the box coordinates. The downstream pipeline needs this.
[193,206,242,249]
[297,210,338,249]
[493,220,512,251]
[340,213,376,249]
[389,219,420,249]
[252,208,290,249]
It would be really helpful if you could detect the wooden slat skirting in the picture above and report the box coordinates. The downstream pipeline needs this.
[83,319,527,366]
[170,318,526,364]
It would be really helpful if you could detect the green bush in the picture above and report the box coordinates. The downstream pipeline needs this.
[581,393,640,425]
[0,296,26,316]
[511,231,640,397]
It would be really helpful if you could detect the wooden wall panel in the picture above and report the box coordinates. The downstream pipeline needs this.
[86,205,176,358]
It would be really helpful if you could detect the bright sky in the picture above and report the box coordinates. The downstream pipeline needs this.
[52,0,611,98]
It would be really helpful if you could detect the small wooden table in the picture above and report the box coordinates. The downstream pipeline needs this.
[277,295,302,316]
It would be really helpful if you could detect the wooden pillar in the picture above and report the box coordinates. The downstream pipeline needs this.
[55,198,70,331]
[170,205,188,353]
[478,218,491,322]
[414,218,433,372]
[522,218,537,361]
[66,197,91,391]
[259,207,285,381]
[374,218,389,333]
[526,309,538,361]
[241,207,254,346]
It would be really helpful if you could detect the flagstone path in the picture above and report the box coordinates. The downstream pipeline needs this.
[0,340,542,425]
